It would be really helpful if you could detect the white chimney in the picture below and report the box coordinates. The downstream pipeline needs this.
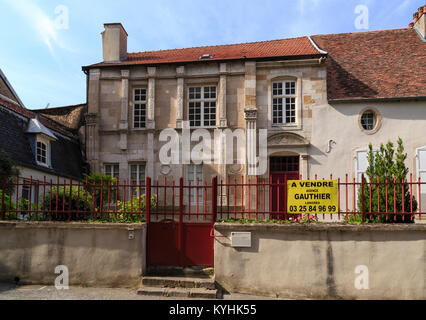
[102,23,128,62]
[411,5,426,40]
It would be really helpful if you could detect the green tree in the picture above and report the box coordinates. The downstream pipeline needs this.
[0,149,20,195]
[357,138,417,223]
[83,173,118,208]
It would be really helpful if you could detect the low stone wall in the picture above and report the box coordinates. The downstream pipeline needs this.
[214,223,426,300]
[0,222,146,288]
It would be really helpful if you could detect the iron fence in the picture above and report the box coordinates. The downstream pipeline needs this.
[0,174,424,223]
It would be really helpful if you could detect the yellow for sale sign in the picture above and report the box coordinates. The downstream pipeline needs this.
[287,180,338,214]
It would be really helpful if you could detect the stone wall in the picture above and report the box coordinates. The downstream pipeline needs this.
[0,222,146,288]
[214,223,426,300]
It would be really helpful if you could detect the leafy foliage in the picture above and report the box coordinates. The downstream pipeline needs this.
[83,173,118,207]
[0,150,20,195]
[93,194,157,223]
[43,186,94,221]
[357,138,417,223]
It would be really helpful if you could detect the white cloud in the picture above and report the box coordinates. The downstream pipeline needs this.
[5,0,67,55]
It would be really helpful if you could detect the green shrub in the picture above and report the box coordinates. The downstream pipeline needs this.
[0,189,44,221]
[357,138,417,223]
[43,186,94,221]
[83,173,118,207]
[105,194,157,223]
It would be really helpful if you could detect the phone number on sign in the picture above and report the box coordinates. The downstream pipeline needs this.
[288,205,337,213]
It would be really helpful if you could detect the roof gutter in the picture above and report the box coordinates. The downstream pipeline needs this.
[329,96,426,104]
[81,53,327,71]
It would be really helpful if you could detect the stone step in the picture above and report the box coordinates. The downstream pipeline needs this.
[137,287,218,299]
[142,276,216,290]
[147,266,214,278]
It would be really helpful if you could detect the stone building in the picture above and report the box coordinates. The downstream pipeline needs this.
[82,7,426,210]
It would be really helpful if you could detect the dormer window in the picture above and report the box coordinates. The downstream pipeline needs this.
[200,54,213,60]
[36,140,49,166]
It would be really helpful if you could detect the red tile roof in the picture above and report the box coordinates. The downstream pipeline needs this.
[311,28,426,102]
[84,36,323,68]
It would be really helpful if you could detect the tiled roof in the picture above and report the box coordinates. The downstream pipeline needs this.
[84,36,324,68]
[33,104,86,132]
[0,97,77,139]
[311,28,426,102]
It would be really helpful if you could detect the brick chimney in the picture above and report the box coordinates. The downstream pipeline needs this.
[410,5,426,40]
[102,23,128,62]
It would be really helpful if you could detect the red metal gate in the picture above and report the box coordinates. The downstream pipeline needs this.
[146,177,217,267]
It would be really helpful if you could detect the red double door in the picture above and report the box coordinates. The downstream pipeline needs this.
[270,156,300,219]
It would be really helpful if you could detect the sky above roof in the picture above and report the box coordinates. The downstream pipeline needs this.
[0,0,424,109]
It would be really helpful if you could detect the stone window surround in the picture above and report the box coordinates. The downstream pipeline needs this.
[358,107,382,135]
[267,75,303,131]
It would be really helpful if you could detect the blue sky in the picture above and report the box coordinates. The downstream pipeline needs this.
[0,0,423,109]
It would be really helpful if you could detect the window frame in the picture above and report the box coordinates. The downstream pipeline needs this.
[271,80,297,126]
[416,146,426,195]
[187,86,217,128]
[36,139,49,167]
[187,164,204,205]
[129,163,146,196]
[133,88,147,129]
[358,107,382,135]
[104,164,120,181]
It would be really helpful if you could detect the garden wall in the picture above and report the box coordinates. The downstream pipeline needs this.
[0,221,146,287]
[214,223,426,300]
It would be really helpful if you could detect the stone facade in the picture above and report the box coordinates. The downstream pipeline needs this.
[85,58,327,186]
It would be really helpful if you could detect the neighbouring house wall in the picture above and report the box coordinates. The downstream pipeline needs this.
[214,223,426,300]
[0,222,146,287]
[310,100,426,180]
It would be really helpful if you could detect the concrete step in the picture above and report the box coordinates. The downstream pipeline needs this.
[142,276,216,290]
[137,286,218,299]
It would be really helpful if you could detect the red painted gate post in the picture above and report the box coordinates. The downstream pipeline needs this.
[211,176,218,267]
[145,177,151,267]
[146,177,151,225]
[178,177,184,267]
[212,177,218,224]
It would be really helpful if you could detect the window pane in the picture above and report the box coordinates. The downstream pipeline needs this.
[361,112,375,131]
[134,104,146,128]
[285,82,296,95]
[187,165,203,204]
[134,89,147,102]
[273,98,283,124]
[273,83,283,96]
[285,98,296,124]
